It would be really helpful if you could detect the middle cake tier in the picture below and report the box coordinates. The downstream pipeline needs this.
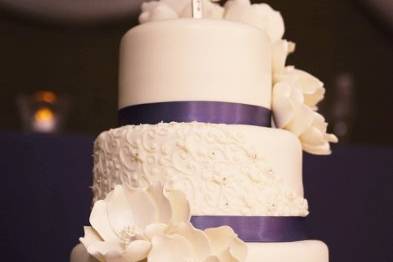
[93,122,308,216]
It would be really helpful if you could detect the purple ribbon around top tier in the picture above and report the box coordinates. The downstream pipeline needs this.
[118,101,272,127]
[191,216,308,242]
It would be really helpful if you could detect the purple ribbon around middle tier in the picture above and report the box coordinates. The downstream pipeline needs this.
[118,101,272,127]
[191,216,308,242]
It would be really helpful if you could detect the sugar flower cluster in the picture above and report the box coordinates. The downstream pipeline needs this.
[80,184,247,262]
[272,66,338,155]
[139,0,283,43]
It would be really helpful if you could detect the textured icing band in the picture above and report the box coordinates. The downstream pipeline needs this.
[191,216,307,242]
[118,101,272,127]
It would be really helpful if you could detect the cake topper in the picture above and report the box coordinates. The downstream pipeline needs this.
[192,0,203,18]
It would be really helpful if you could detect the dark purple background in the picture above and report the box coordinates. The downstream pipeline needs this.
[1,132,392,261]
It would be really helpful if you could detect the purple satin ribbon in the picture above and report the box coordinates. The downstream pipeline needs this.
[118,101,272,127]
[191,216,307,242]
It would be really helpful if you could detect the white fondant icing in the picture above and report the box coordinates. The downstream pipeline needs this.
[246,240,329,262]
[71,240,329,262]
[92,122,308,216]
[118,19,272,110]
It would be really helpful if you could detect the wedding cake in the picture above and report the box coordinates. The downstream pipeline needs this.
[70,0,337,261]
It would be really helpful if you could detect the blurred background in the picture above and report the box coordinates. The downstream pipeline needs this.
[0,0,392,143]
[1,1,392,262]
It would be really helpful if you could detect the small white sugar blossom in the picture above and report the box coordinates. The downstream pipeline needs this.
[80,184,247,262]
[139,0,224,23]
[274,66,325,109]
[224,0,284,43]
[272,67,338,155]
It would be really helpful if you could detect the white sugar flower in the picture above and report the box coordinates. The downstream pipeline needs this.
[272,80,338,155]
[79,184,247,262]
[274,66,325,109]
[139,0,224,24]
[300,111,339,155]
[224,0,284,43]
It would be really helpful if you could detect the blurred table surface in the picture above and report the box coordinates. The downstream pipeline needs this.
[1,132,392,262]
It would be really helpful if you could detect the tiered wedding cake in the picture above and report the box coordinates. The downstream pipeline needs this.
[71,1,337,261]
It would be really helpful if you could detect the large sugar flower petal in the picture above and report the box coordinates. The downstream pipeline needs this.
[284,104,315,136]
[300,112,338,155]
[213,249,241,262]
[79,227,125,262]
[105,186,137,238]
[165,189,191,224]
[85,240,123,262]
[122,240,151,262]
[144,223,169,240]
[227,237,248,261]
[274,66,325,108]
[80,227,105,262]
[169,222,212,260]
[122,186,158,229]
[301,112,329,144]
[89,200,119,242]
[205,226,234,254]
[147,183,172,224]
[148,234,196,262]
[204,226,246,260]
[272,81,303,128]
[80,226,103,247]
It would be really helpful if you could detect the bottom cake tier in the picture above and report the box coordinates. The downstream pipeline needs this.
[246,240,328,262]
[70,240,328,262]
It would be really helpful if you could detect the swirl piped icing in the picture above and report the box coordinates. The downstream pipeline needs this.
[92,122,308,216]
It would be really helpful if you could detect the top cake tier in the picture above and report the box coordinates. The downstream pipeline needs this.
[118,19,272,110]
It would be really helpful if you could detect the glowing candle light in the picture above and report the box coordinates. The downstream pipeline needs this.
[33,107,56,133]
